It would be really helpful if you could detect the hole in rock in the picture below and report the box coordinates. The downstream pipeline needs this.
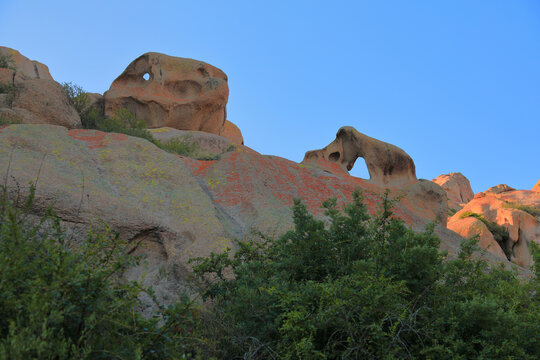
[348,157,370,179]
[142,73,150,81]
[329,152,340,162]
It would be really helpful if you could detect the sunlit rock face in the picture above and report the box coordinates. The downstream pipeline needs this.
[531,179,540,193]
[104,52,243,143]
[448,188,540,268]
[302,126,417,187]
[432,172,474,212]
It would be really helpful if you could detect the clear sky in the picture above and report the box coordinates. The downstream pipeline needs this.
[1,0,539,193]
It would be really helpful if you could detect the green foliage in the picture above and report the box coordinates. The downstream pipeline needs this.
[0,114,21,126]
[190,191,540,359]
[93,107,154,143]
[502,201,540,219]
[0,82,15,107]
[62,81,90,116]
[0,54,14,69]
[157,136,221,160]
[0,184,201,359]
[459,211,511,258]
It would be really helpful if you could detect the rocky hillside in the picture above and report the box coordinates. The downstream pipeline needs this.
[0,47,537,304]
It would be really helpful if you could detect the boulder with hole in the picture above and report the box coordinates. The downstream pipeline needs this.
[103,52,243,144]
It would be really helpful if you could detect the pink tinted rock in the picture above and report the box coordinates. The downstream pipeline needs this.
[432,172,474,211]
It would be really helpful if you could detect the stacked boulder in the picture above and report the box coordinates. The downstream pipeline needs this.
[432,172,474,212]
[103,52,243,144]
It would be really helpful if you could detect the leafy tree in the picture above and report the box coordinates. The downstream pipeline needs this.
[0,184,200,359]
[191,191,540,359]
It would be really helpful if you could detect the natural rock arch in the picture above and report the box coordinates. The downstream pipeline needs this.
[303,126,417,187]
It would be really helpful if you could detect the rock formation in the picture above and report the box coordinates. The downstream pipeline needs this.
[1,124,507,303]
[103,52,243,143]
[0,47,80,128]
[447,187,540,267]
[532,179,540,193]
[432,172,474,212]
[303,126,417,187]
[149,127,235,157]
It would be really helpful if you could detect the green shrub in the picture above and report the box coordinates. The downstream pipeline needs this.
[62,81,90,115]
[0,82,15,107]
[502,201,540,219]
[0,184,200,359]
[190,192,540,359]
[156,136,222,160]
[0,114,21,126]
[0,54,14,69]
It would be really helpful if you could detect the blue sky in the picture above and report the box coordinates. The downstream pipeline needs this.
[1,0,539,192]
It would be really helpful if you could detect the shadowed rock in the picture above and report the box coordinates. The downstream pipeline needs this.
[0,47,80,128]
[302,126,416,187]
[103,52,243,143]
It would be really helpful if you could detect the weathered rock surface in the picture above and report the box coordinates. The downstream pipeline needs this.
[0,47,81,128]
[448,188,540,267]
[432,172,474,212]
[447,216,506,259]
[2,124,520,302]
[303,126,417,187]
[485,184,515,195]
[103,52,243,143]
[533,179,540,193]
[148,127,234,156]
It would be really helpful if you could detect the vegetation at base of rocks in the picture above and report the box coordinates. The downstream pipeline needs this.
[62,82,226,160]
[0,82,15,107]
[1,183,539,359]
[502,201,540,219]
[0,114,21,126]
[62,81,90,115]
[0,54,14,69]
[0,184,201,359]
[448,207,457,216]
[157,135,222,161]
[459,210,512,258]
[188,191,540,359]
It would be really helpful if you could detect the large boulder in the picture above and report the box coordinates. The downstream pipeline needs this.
[448,188,540,267]
[432,172,474,212]
[2,124,517,302]
[0,47,80,128]
[447,216,507,259]
[103,52,243,143]
[302,126,417,187]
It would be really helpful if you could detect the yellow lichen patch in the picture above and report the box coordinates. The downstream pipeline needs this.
[207,177,222,189]
[148,128,170,133]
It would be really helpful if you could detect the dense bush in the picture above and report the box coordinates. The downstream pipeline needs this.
[191,191,540,359]
[0,185,200,359]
